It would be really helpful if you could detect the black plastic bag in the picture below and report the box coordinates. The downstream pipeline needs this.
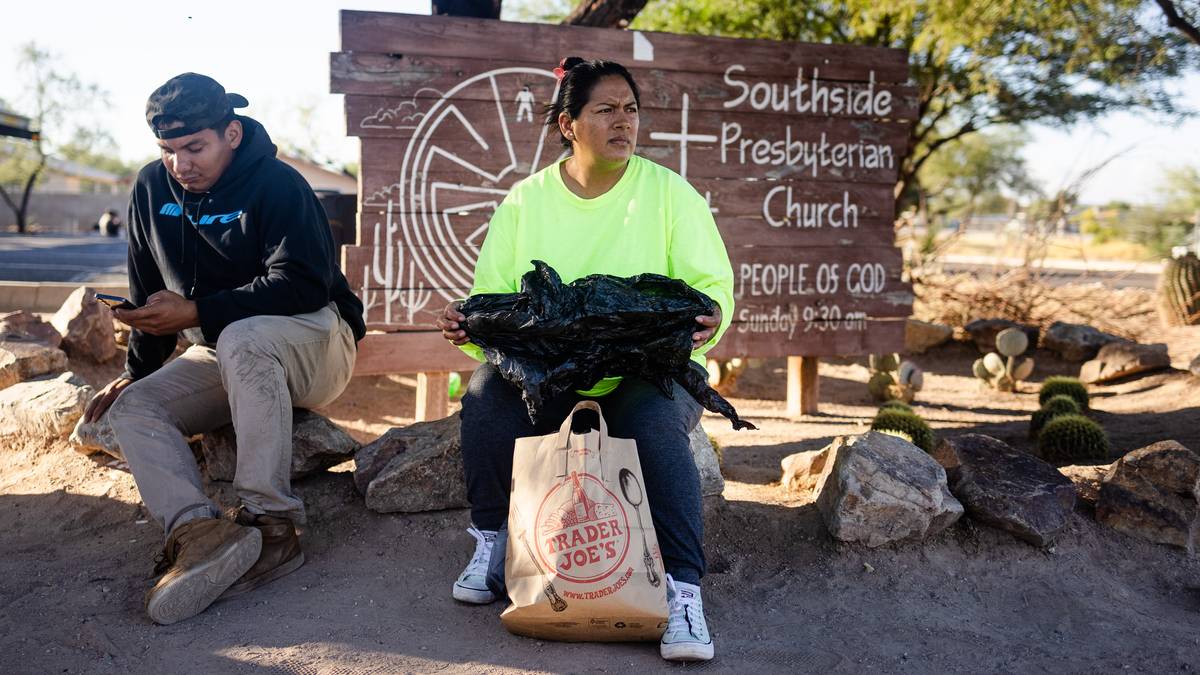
[460,260,756,430]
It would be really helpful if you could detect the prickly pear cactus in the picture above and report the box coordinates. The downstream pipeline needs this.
[973,329,1035,390]
[1157,252,1200,326]
[866,354,921,402]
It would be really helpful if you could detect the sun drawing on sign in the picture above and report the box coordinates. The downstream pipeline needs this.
[360,68,565,326]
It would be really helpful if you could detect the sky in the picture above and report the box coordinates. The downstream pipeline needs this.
[2,0,1197,206]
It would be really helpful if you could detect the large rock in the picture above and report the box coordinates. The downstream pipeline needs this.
[356,415,725,514]
[815,432,963,547]
[50,286,116,362]
[1095,441,1200,554]
[1042,321,1124,362]
[1189,354,1200,379]
[355,413,466,513]
[904,319,953,354]
[933,434,1076,547]
[0,371,93,440]
[781,446,832,494]
[688,424,725,498]
[70,415,121,458]
[1059,464,1110,505]
[0,337,68,389]
[0,310,63,348]
[200,409,360,482]
[1079,341,1170,384]
[964,319,1038,355]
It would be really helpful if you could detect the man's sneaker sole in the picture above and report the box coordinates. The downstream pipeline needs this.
[218,551,306,600]
[660,640,715,662]
[452,582,496,604]
[145,528,262,625]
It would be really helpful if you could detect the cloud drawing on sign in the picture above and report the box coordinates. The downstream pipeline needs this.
[366,182,402,206]
[360,100,426,129]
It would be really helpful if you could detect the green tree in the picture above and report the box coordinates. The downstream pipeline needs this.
[919,126,1035,227]
[633,0,1196,211]
[0,43,110,233]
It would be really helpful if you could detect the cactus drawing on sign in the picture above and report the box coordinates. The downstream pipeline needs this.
[973,327,1035,391]
[866,352,923,402]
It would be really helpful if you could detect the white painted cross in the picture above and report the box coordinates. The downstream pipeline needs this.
[648,93,717,180]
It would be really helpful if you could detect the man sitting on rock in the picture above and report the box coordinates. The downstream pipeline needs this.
[83,73,366,625]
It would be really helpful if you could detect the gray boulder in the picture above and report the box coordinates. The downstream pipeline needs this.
[815,431,963,547]
[964,319,1038,355]
[1095,440,1200,554]
[0,310,63,348]
[1079,341,1170,384]
[933,434,1076,547]
[688,424,725,498]
[70,415,121,458]
[1042,321,1124,362]
[0,371,94,441]
[0,337,68,389]
[50,286,116,362]
[904,319,953,354]
[356,415,725,514]
[780,446,832,494]
[200,409,360,482]
[1189,354,1200,379]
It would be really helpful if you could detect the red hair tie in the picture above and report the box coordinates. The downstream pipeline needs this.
[553,57,569,81]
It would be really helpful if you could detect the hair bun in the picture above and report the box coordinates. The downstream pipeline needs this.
[561,56,585,71]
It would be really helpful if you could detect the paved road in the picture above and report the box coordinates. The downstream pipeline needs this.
[0,234,127,283]
[0,234,1163,290]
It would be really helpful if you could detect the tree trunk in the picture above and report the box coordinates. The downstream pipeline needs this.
[432,0,501,19]
[563,0,649,28]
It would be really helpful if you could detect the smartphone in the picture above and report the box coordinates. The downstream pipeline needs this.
[96,293,137,311]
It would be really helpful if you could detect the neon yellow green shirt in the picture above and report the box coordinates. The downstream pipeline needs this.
[459,155,735,397]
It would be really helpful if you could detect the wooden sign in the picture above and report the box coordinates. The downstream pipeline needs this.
[335,10,916,369]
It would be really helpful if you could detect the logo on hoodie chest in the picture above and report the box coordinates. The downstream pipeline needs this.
[158,203,244,225]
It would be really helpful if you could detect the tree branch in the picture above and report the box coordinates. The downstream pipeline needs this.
[1155,0,1200,46]
[563,0,649,28]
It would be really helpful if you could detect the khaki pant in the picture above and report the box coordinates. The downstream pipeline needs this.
[108,305,356,535]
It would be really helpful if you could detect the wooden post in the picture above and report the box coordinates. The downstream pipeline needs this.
[415,371,450,421]
[786,356,819,416]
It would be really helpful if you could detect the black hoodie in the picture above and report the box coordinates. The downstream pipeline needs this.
[123,116,366,381]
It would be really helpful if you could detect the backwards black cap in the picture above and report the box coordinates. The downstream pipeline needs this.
[145,73,248,139]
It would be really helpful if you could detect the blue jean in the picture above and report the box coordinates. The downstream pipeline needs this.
[460,364,706,585]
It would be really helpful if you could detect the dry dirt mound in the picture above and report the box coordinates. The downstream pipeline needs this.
[2,344,1199,673]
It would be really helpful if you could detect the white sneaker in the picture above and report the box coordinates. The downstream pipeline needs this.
[452,526,497,604]
[660,574,714,661]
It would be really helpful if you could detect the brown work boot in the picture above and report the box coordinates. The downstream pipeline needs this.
[144,518,262,625]
[218,507,305,599]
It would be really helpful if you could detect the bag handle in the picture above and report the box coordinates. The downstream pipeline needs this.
[555,400,609,479]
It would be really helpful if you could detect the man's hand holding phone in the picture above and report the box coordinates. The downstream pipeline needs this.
[111,290,199,336]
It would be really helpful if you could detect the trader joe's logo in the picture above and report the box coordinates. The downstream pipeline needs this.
[536,470,631,584]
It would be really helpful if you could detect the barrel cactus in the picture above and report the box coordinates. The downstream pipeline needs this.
[879,399,913,413]
[973,327,1035,391]
[1036,414,1110,463]
[867,353,923,402]
[1038,376,1089,411]
[1157,252,1200,326]
[1030,394,1082,438]
[871,409,935,452]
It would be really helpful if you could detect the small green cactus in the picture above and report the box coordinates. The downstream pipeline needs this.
[1156,252,1200,326]
[867,353,923,402]
[1030,394,1082,438]
[1038,376,1089,411]
[973,328,1035,391]
[879,399,913,413]
[871,409,935,452]
[876,428,914,444]
[1036,414,1110,463]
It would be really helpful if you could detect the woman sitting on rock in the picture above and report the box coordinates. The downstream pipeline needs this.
[437,56,734,662]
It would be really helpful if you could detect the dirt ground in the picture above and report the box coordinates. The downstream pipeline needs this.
[2,337,1200,674]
